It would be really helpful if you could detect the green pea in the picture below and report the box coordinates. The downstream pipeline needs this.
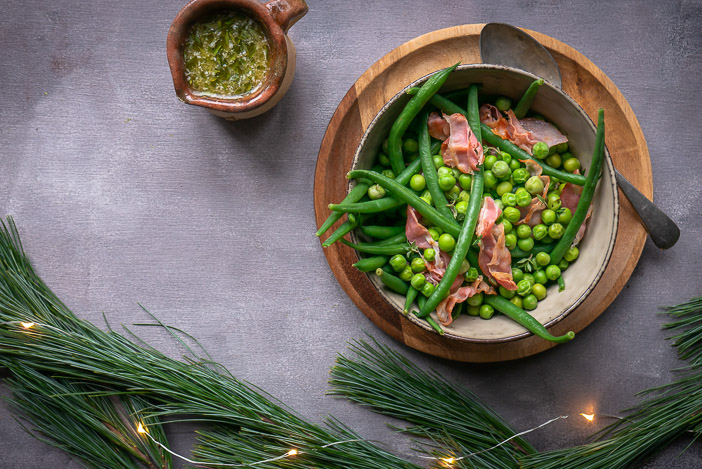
[547,193,562,211]
[492,160,511,179]
[564,246,580,262]
[522,294,538,310]
[523,273,535,286]
[458,259,471,275]
[558,259,570,270]
[533,270,548,285]
[496,181,513,197]
[495,96,512,111]
[411,257,426,273]
[525,176,545,195]
[516,190,532,207]
[438,174,456,191]
[512,168,529,184]
[503,206,521,223]
[410,273,426,290]
[399,266,413,281]
[541,234,555,244]
[532,283,547,300]
[484,154,497,170]
[502,192,517,207]
[389,254,407,272]
[437,167,452,177]
[455,200,468,217]
[532,224,548,240]
[535,252,551,266]
[510,296,523,308]
[433,155,444,169]
[421,282,435,297]
[438,233,456,252]
[545,153,562,169]
[499,286,516,299]
[464,267,479,283]
[467,305,481,316]
[516,224,532,239]
[446,185,460,201]
[505,233,517,249]
[410,174,426,191]
[563,157,581,173]
[541,209,556,225]
[517,279,533,296]
[500,151,512,163]
[483,170,497,189]
[545,265,561,281]
[427,228,440,241]
[458,190,471,202]
[378,153,391,167]
[467,292,483,306]
[532,141,549,159]
[517,237,534,251]
[381,169,395,180]
[512,267,524,282]
[368,184,385,200]
[557,142,569,153]
[548,223,565,239]
[509,158,521,171]
[423,248,436,262]
[501,219,513,233]
[479,304,495,319]
[557,208,573,225]
[459,173,472,190]
[451,168,461,179]
[403,138,418,153]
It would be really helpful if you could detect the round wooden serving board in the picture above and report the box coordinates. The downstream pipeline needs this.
[314,24,652,362]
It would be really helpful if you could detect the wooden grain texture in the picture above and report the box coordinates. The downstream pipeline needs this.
[315,24,651,362]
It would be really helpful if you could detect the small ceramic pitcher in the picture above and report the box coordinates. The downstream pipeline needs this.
[167,0,308,120]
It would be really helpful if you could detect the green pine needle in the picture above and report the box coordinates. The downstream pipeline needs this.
[329,338,536,468]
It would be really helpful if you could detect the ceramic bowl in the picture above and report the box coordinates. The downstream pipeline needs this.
[166,0,307,120]
[350,64,619,343]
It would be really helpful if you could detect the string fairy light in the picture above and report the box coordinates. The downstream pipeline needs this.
[20,322,35,329]
[136,422,363,467]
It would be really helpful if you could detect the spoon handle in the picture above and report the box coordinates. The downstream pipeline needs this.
[614,170,679,249]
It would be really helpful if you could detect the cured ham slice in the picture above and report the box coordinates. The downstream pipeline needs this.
[519,118,569,149]
[405,206,437,250]
[480,105,568,155]
[505,110,540,154]
[559,176,593,246]
[515,159,549,226]
[436,276,496,326]
[476,197,517,290]
[427,112,450,141]
[441,113,484,174]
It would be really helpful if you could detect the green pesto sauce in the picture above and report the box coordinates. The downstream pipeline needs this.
[183,11,270,97]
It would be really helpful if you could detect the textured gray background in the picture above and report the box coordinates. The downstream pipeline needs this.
[1,0,701,467]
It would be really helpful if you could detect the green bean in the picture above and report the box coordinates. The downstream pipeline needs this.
[367,232,407,246]
[452,301,465,320]
[550,109,605,264]
[419,169,484,317]
[360,224,404,239]
[316,182,369,237]
[404,286,419,315]
[375,268,409,295]
[557,275,566,292]
[509,243,555,259]
[514,78,544,119]
[352,256,388,272]
[388,63,458,174]
[480,126,587,186]
[341,239,409,255]
[466,250,574,343]
[418,112,453,220]
[425,315,444,335]
[417,294,427,310]
[322,213,364,247]
[347,170,460,237]
[467,84,482,142]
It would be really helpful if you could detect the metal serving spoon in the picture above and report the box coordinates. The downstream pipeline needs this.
[479,23,680,249]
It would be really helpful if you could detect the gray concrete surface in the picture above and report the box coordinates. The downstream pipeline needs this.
[0,0,700,467]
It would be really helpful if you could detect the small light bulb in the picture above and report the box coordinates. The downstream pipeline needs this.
[443,457,455,464]
[287,449,298,457]
[580,413,594,422]
[21,322,35,329]
[137,423,147,434]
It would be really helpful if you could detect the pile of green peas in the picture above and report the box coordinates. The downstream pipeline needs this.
[361,97,584,318]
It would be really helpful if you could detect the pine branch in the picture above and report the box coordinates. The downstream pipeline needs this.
[0,217,417,469]
[329,338,536,468]
[520,296,702,469]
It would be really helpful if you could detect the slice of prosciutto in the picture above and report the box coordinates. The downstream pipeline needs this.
[559,176,593,246]
[427,112,450,141]
[480,104,568,155]
[405,206,437,251]
[519,118,569,149]
[515,159,550,226]
[436,276,496,326]
[440,113,484,174]
[476,197,517,290]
